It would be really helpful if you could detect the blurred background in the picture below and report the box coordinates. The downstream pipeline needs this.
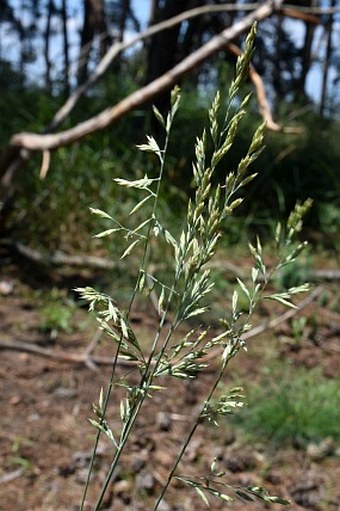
[0,0,339,254]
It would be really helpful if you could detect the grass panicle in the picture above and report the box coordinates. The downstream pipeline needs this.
[78,25,311,510]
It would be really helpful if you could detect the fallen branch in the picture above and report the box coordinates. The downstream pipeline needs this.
[2,240,241,276]
[0,287,322,368]
[41,2,322,131]
[7,1,282,153]
[48,2,264,131]
[0,339,133,367]
[5,240,340,282]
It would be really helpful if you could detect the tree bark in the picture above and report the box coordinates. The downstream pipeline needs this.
[320,0,336,117]
[145,0,192,114]
[61,0,70,96]
[44,0,53,92]
[77,0,110,85]
[118,0,130,42]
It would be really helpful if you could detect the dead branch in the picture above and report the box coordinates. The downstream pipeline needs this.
[5,240,340,282]
[47,2,320,133]
[280,7,320,25]
[49,2,263,131]
[1,0,307,229]
[242,286,322,340]
[0,340,134,367]
[5,239,118,270]
[4,0,282,154]
[284,3,340,15]
[39,150,51,179]
[0,287,323,369]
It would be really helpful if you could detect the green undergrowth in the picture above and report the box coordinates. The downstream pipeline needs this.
[230,364,340,447]
[2,60,339,254]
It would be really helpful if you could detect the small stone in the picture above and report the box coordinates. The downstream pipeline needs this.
[135,471,154,491]
[53,386,77,398]
[157,411,172,431]
[307,437,334,461]
[114,479,133,494]
[10,395,21,405]
[0,280,14,295]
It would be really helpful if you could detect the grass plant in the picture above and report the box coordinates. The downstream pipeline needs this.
[76,25,312,510]
[231,365,340,447]
[39,295,76,336]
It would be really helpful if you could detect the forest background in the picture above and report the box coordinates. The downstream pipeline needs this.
[0,0,339,254]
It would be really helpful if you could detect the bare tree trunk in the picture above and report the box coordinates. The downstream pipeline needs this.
[299,22,315,97]
[273,12,284,108]
[320,0,335,117]
[148,0,159,27]
[61,0,70,96]
[44,0,53,93]
[293,0,317,100]
[118,0,130,42]
[77,0,110,85]
[145,0,192,114]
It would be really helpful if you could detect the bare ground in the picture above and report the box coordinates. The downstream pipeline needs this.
[0,253,339,511]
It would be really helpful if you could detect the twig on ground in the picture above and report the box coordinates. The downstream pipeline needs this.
[4,240,340,281]
[0,339,135,367]
[0,469,24,485]
[0,287,322,368]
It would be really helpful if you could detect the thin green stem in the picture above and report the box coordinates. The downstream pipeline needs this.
[79,344,120,511]
[88,117,175,511]
[152,355,232,511]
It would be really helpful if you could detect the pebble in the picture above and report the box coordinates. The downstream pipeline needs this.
[307,437,334,461]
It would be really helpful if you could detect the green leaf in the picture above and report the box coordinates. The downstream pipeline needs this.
[235,490,254,502]
[265,295,297,309]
